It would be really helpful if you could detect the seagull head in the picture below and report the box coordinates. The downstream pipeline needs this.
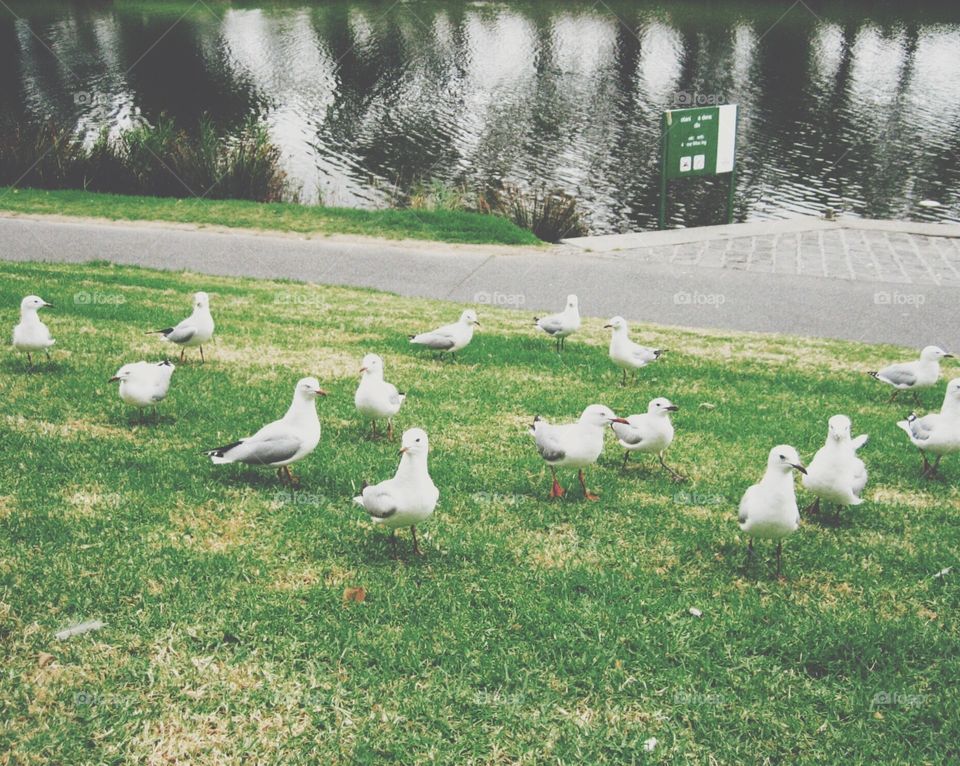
[581,404,628,428]
[603,315,626,332]
[946,378,960,400]
[359,353,384,378]
[566,294,579,310]
[460,309,480,327]
[398,427,429,457]
[21,295,52,312]
[109,363,137,383]
[296,376,328,400]
[193,291,210,310]
[827,414,852,443]
[920,345,952,362]
[648,397,679,416]
[768,445,806,475]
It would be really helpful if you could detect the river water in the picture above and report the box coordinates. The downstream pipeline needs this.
[2,1,959,232]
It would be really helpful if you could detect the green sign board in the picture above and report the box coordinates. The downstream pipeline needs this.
[659,104,738,228]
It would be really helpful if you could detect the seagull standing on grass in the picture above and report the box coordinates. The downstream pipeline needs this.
[205,377,327,486]
[12,295,55,366]
[869,346,952,403]
[534,294,581,351]
[738,445,807,577]
[354,428,439,556]
[109,361,175,421]
[409,310,479,359]
[897,377,960,478]
[355,353,406,439]
[149,291,215,363]
[604,316,663,385]
[530,404,628,500]
[611,397,684,480]
[801,415,868,519]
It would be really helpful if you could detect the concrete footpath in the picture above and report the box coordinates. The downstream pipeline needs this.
[1,212,958,348]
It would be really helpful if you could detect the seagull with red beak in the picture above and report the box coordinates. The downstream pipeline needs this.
[355,353,406,439]
[738,445,807,577]
[205,377,327,486]
[530,404,628,500]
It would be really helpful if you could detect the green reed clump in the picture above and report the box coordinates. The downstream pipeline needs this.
[0,116,294,203]
[479,183,587,242]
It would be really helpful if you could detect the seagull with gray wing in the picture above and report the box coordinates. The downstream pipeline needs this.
[205,377,327,485]
[535,294,581,352]
[897,377,960,478]
[530,404,628,500]
[869,345,952,403]
[149,291,215,363]
[354,428,439,556]
[409,309,479,359]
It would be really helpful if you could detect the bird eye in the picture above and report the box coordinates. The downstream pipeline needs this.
[416,438,421,443]
[779,454,786,460]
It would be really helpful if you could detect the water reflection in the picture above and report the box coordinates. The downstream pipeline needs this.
[1,1,958,231]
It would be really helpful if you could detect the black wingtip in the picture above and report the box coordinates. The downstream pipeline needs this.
[867,371,879,379]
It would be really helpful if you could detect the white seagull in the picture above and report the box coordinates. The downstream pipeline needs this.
[530,404,628,500]
[897,377,960,478]
[12,295,55,366]
[611,397,684,480]
[409,309,479,358]
[738,445,807,577]
[355,353,406,439]
[149,291,215,363]
[109,360,176,421]
[604,316,663,385]
[354,427,439,555]
[869,345,952,402]
[534,294,581,351]
[801,415,868,518]
[205,377,327,485]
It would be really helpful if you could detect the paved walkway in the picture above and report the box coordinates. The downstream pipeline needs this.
[1,213,958,348]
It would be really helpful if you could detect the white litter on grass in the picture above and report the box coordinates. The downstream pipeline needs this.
[932,567,952,580]
[698,403,717,411]
[918,200,941,208]
[689,607,703,618]
[55,620,105,640]
[643,737,658,752]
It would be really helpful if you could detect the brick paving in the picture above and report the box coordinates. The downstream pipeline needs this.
[607,228,960,286]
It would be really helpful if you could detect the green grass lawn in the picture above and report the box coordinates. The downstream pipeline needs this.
[0,188,542,246]
[1,260,957,764]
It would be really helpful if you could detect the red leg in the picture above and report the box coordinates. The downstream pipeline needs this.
[548,466,566,499]
[578,469,599,501]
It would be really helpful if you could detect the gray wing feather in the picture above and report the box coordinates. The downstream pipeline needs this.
[231,436,301,465]
[412,331,456,350]
[165,324,197,344]
[879,364,917,387]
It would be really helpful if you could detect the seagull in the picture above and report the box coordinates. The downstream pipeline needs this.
[869,345,953,403]
[148,291,215,363]
[409,310,479,359]
[738,445,807,577]
[205,377,326,485]
[12,295,55,367]
[355,353,406,439]
[897,377,960,479]
[611,397,684,480]
[801,415,868,519]
[534,294,581,351]
[604,316,663,385]
[354,427,439,556]
[529,404,628,500]
[109,360,175,421]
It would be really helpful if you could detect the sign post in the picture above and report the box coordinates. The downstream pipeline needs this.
[658,104,738,229]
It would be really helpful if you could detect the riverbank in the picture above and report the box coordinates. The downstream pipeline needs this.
[0,188,541,246]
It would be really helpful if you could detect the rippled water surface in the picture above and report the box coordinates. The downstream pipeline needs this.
[2,1,959,232]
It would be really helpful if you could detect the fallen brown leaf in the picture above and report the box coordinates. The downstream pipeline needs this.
[343,586,367,604]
